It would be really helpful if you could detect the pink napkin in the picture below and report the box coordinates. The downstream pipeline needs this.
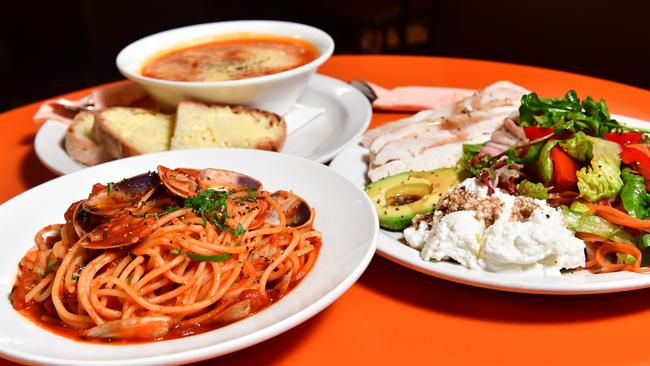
[367,82,474,112]
[33,82,149,124]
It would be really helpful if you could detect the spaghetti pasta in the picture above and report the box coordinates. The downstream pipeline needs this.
[10,166,321,342]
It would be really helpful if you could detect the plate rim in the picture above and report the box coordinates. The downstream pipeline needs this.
[328,113,650,295]
[33,74,372,175]
[0,148,379,365]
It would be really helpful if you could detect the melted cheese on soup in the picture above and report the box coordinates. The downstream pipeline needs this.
[142,35,318,82]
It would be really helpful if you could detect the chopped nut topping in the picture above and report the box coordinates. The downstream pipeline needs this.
[434,185,504,226]
[510,197,540,222]
[410,213,434,230]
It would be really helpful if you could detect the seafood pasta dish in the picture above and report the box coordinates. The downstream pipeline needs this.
[10,166,321,342]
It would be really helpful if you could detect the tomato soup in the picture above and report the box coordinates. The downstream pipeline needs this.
[141,34,319,82]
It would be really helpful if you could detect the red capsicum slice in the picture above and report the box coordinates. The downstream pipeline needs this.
[620,144,650,190]
[523,126,555,140]
[604,132,644,147]
[549,146,578,192]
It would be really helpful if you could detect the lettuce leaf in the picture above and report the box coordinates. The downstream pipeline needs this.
[516,180,551,200]
[562,202,635,244]
[576,138,623,202]
[460,143,489,176]
[559,131,593,161]
[620,168,650,219]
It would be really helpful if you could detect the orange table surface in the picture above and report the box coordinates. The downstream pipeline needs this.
[2,55,650,366]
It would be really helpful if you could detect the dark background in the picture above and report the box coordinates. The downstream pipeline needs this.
[1,0,648,112]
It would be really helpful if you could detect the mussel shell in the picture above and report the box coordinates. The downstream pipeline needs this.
[83,172,160,216]
[158,166,201,198]
[198,169,262,192]
[271,190,311,228]
[72,201,105,237]
[113,172,160,197]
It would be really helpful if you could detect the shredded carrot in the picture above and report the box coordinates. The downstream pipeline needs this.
[595,242,641,272]
[575,231,650,273]
[576,233,604,270]
[575,232,607,243]
[586,203,650,231]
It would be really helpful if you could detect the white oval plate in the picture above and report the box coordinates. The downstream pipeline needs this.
[0,149,378,365]
[329,114,650,295]
[34,74,372,175]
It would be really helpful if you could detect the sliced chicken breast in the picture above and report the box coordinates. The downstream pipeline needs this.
[363,80,531,182]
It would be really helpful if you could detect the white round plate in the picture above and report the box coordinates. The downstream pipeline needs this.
[0,149,378,365]
[34,74,372,175]
[329,114,650,295]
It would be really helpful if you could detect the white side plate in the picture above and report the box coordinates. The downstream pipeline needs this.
[34,74,372,175]
[329,114,650,295]
[0,149,378,365]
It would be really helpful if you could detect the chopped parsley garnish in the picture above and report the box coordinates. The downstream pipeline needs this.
[170,249,231,262]
[183,189,228,226]
[232,224,246,238]
[182,189,250,236]
[156,205,180,217]
[233,189,258,204]
[35,268,45,276]
[244,189,257,202]
[47,259,55,272]
[72,274,79,281]
[107,182,114,197]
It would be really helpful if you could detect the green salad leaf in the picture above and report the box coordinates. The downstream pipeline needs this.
[575,138,622,202]
[640,234,650,250]
[506,142,543,164]
[638,235,650,267]
[516,180,551,200]
[559,132,593,161]
[460,143,489,175]
[620,168,650,219]
[562,202,635,244]
[617,253,638,265]
[537,140,560,184]
[519,90,624,137]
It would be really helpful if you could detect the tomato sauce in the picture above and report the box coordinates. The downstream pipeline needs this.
[141,34,318,82]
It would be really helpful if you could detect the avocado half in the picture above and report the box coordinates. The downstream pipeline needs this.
[365,168,468,231]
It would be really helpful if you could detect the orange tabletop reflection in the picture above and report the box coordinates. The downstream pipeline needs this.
[1,55,650,366]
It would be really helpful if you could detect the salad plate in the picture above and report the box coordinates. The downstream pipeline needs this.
[34,74,372,175]
[329,114,650,295]
[0,148,378,365]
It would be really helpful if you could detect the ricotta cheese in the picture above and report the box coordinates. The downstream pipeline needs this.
[406,178,585,275]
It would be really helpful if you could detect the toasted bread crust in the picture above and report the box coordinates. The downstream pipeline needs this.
[64,112,112,165]
[229,105,287,151]
[93,107,169,158]
[93,110,139,158]
[175,101,287,151]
